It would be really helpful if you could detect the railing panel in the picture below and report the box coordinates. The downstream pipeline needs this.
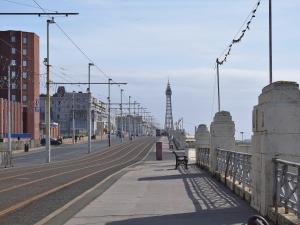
[198,148,210,169]
[0,150,13,168]
[274,159,300,217]
[216,148,252,191]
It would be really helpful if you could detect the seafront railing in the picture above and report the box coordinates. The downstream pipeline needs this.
[273,158,300,218]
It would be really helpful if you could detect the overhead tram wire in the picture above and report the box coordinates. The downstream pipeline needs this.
[31,0,151,123]
[214,0,261,112]
[31,0,120,86]
[0,0,57,12]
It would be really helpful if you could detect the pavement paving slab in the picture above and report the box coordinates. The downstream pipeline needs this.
[64,137,257,225]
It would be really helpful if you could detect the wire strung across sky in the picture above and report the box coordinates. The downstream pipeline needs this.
[216,0,261,66]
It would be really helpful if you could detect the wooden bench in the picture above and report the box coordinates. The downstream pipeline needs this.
[172,151,188,169]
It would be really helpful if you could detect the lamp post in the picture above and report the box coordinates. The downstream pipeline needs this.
[108,78,112,147]
[120,89,123,143]
[72,91,75,144]
[46,17,55,163]
[128,96,131,140]
[87,62,94,154]
[240,131,244,143]
[7,64,11,159]
[269,0,272,84]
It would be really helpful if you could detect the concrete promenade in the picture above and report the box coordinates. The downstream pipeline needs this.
[64,138,257,225]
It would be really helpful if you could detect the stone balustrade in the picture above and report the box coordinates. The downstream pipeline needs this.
[194,81,300,225]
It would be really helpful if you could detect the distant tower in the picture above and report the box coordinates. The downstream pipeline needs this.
[164,81,174,133]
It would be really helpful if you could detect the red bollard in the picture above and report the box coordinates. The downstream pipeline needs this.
[156,142,162,160]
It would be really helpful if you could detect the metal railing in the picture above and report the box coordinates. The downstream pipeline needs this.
[273,158,300,217]
[0,150,13,168]
[198,148,210,169]
[216,148,252,191]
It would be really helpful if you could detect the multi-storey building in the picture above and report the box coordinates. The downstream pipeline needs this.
[40,86,107,137]
[0,30,40,141]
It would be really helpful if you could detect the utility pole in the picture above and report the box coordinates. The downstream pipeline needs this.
[46,17,55,163]
[87,62,94,154]
[269,0,273,84]
[216,59,221,112]
[108,78,112,147]
[133,101,137,138]
[72,91,75,144]
[7,64,11,159]
[50,80,126,147]
[128,96,131,140]
[240,131,244,143]
[0,12,78,163]
[120,89,123,143]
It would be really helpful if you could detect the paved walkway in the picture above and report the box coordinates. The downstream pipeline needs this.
[64,138,256,225]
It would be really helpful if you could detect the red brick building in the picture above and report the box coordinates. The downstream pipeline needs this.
[0,30,40,141]
[0,98,23,137]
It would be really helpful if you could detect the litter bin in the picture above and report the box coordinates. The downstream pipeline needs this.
[24,143,29,152]
[156,142,162,160]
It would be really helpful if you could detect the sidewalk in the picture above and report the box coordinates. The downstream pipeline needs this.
[64,137,257,225]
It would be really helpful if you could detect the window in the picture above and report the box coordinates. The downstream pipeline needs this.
[11,48,16,54]
[23,84,27,90]
[22,37,27,44]
[22,72,27,79]
[11,83,16,89]
[11,95,16,101]
[22,49,27,55]
[22,60,27,67]
[11,36,16,43]
[22,95,27,102]
[11,71,16,78]
[11,60,16,66]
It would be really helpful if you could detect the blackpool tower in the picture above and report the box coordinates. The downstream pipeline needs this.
[164,81,174,133]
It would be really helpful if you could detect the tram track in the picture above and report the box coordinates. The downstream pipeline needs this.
[0,138,145,182]
[0,137,155,225]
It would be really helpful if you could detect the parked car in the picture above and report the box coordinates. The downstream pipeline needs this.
[40,138,62,146]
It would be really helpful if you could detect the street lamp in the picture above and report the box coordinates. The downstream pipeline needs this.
[240,131,244,143]
[88,62,94,154]
[128,96,131,140]
[120,89,123,143]
[46,17,55,163]
[108,78,112,147]
[72,91,75,144]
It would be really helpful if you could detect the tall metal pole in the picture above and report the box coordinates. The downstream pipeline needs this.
[46,18,54,163]
[72,91,75,144]
[133,101,136,137]
[108,78,112,147]
[269,0,273,84]
[128,96,131,140]
[120,89,123,143]
[7,65,11,157]
[87,63,94,154]
[216,60,221,112]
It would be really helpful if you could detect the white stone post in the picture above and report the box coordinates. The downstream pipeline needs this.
[251,81,300,216]
[209,111,235,174]
[195,124,210,165]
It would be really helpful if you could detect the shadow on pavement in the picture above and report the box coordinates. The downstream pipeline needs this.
[106,208,250,225]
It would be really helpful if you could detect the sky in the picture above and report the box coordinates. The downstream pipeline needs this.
[1,0,300,139]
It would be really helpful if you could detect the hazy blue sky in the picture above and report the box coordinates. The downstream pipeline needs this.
[1,0,300,139]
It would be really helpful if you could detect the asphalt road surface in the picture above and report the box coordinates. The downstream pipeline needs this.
[0,137,155,225]
[11,136,122,167]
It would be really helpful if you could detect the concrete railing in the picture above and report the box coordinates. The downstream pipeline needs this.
[273,158,300,218]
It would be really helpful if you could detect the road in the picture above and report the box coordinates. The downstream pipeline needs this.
[0,137,155,225]
[11,135,122,167]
